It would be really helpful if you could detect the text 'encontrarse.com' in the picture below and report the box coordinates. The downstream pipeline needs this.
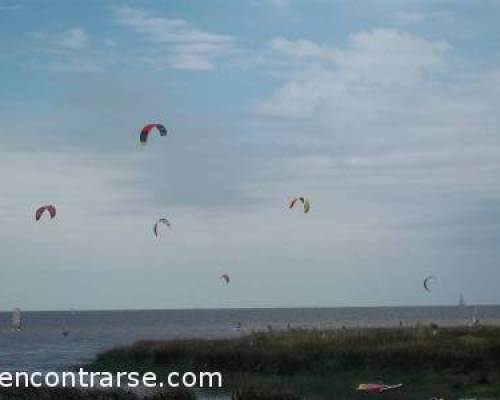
[0,369,223,389]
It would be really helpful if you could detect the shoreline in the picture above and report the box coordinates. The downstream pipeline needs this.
[3,325,500,398]
[86,325,500,399]
[0,304,495,313]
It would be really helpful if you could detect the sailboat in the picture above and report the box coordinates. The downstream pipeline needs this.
[459,293,466,307]
[11,307,22,332]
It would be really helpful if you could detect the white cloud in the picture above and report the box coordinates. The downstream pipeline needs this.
[113,6,237,71]
[5,8,500,307]
[34,27,88,51]
[394,10,452,26]
[31,27,115,72]
[394,11,426,24]
[266,0,291,8]
[254,28,500,264]
[0,152,146,221]
[270,37,333,60]
[105,38,117,47]
[58,27,88,49]
[0,4,21,11]
[259,30,450,120]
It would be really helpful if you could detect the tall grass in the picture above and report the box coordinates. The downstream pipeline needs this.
[95,326,500,375]
[0,386,138,399]
[0,386,197,400]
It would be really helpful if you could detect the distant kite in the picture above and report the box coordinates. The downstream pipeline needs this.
[424,275,437,292]
[220,274,230,284]
[289,197,310,214]
[140,123,167,144]
[153,218,171,238]
[35,205,56,221]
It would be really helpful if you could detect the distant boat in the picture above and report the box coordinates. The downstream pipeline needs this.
[11,307,22,332]
[459,293,466,307]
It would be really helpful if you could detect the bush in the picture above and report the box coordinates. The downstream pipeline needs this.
[232,384,300,400]
[94,326,500,376]
[0,387,138,400]
[145,388,196,400]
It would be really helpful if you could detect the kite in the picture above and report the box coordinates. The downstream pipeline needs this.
[357,384,403,393]
[35,205,56,221]
[140,123,167,144]
[153,218,171,238]
[289,197,310,213]
[424,275,437,292]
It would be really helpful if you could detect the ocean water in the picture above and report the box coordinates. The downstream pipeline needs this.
[0,306,499,372]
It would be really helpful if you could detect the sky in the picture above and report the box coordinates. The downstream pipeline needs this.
[1,0,500,311]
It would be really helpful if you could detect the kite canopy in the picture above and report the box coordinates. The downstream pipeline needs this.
[140,123,167,144]
[153,218,171,238]
[35,205,56,221]
[424,275,437,292]
[357,383,402,393]
[289,197,311,213]
[220,274,230,284]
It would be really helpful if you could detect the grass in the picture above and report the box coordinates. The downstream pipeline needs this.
[86,326,500,399]
[0,387,196,400]
[94,326,500,374]
[9,327,499,399]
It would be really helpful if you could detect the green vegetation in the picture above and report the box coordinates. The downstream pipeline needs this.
[87,326,500,399]
[0,386,135,399]
[11,327,499,399]
[0,387,195,400]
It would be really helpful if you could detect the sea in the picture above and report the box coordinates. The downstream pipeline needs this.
[1,306,499,373]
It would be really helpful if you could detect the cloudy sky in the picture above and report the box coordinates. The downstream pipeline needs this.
[1,0,499,311]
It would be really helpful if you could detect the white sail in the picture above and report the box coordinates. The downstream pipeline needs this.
[459,293,466,307]
[11,307,22,331]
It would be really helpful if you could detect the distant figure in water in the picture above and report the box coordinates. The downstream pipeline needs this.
[287,323,291,329]
[62,330,70,337]
[399,320,403,327]
[235,321,242,330]
[11,307,23,333]
[470,307,480,327]
[267,324,273,332]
